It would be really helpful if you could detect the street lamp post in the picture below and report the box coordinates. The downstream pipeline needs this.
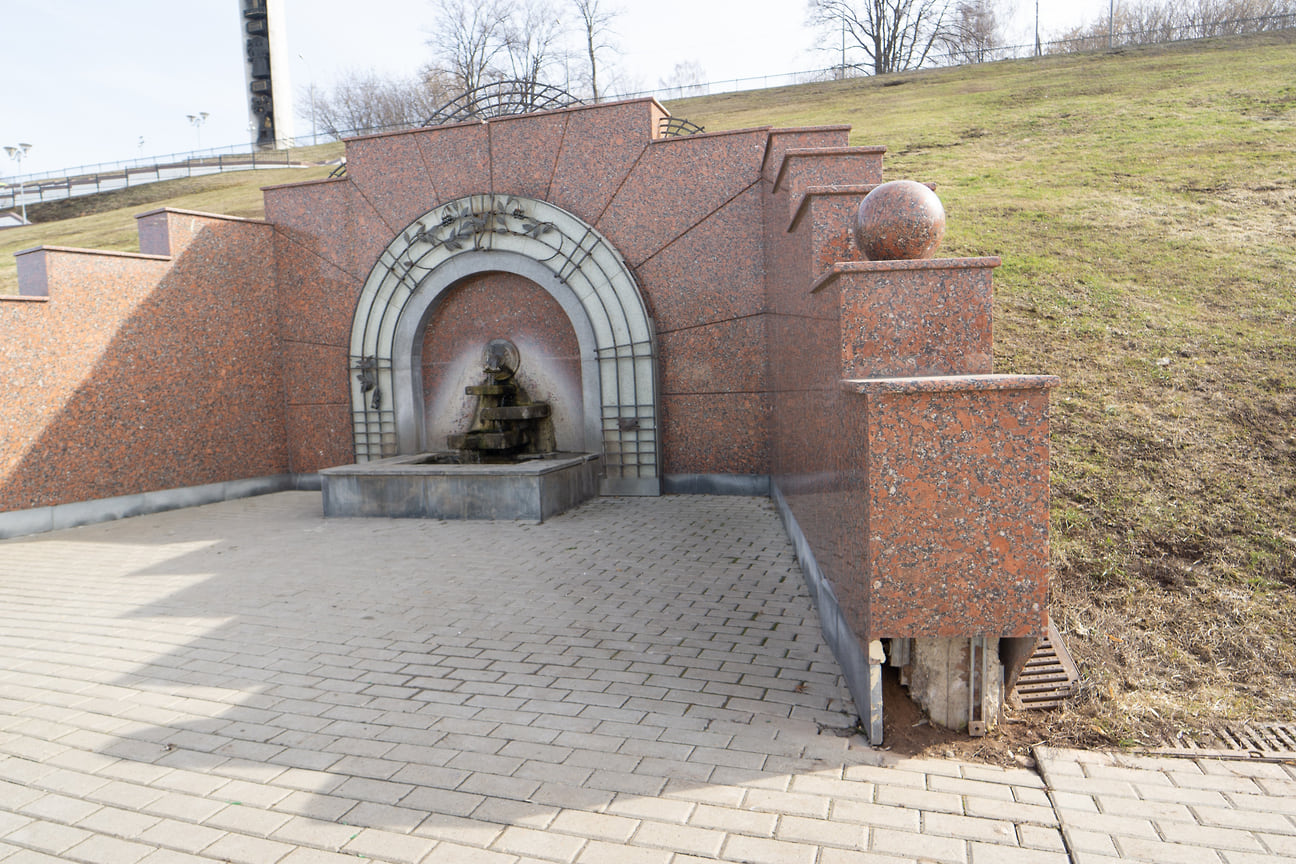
[3,143,32,224]
[186,112,210,150]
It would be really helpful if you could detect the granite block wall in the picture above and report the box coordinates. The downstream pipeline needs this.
[848,377,1055,637]
[765,161,1057,644]
[263,184,361,474]
[0,211,288,511]
[835,258,996,379]
[765,165,872,636]
[264,98,774,481]
[0,99,1065,740]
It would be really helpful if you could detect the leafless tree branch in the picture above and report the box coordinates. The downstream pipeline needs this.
[426,0,510,92]
[300,68,455,138]
[809,0,955,75]
[573,0,619,101]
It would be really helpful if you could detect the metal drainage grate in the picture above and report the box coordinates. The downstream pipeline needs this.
[1157,724,1296,759]
[1010,619,1080,711]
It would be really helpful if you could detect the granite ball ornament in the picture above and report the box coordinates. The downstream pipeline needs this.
[854,180,946,261]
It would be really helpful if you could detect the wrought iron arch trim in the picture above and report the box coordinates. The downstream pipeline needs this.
[348,193,659,496]
[424,81,585,126]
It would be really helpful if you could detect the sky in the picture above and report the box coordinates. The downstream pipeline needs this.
[3,0,1110,178]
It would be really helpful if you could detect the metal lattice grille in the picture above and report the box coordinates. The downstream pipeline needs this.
[597,340,657,481]
[349,356,396,461]
[424,82,585,126]
[659,116,706,137]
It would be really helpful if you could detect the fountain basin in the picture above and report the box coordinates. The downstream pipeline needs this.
[321,452,600,522]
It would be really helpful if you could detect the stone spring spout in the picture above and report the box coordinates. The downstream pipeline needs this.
[447,338,555,461]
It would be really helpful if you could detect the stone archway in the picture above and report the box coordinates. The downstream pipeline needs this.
[348,194,659,495]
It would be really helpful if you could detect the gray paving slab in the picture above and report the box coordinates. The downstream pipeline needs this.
[1035,747,1296,863]
[0,492,1290,863]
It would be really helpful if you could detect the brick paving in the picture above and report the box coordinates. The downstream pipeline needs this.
[0,491,1292,863]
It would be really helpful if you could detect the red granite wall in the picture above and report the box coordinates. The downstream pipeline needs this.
[265,98,773,478]
[0,100,787,518]
[763,146,874,637]
[264,178,357,475]
[764,144,1057,641]
[0,211,288,511]
[848,378,1054,638]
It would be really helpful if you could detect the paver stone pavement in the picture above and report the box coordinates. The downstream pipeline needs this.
[0,492,1292,862]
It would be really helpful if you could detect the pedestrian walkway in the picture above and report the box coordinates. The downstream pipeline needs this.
[0,492,1291,863]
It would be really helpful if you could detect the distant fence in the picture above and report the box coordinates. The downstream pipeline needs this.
[638,12,1296,100]
[930,10,1296,66]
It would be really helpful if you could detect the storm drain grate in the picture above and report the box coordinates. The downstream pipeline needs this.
[1010,619,1080,711]
[1157,724,1296,759]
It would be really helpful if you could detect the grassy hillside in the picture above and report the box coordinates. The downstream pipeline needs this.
[3,34,1292,744]
[0,161,339,292]
[668,31,1295,743]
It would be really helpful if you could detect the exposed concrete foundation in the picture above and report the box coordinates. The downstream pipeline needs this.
[893,637,1004,735]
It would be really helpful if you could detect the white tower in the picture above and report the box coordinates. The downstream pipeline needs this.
[239,0,295,149]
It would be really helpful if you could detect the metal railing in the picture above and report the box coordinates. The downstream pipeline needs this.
[632,12,1296,100]
[0,147,309,211]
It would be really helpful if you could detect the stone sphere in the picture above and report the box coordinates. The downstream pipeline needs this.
[854,180,946,261]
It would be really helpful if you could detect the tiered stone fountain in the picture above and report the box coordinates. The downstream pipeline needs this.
[446,339,554,460]
[320,339,599,521]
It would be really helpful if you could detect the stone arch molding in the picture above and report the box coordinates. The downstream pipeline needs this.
[349,194,660,495]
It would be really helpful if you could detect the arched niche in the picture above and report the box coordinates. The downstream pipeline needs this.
[420,272,582,457]
[348,194,659,495]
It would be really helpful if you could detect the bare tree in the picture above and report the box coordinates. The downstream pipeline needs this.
[940,0,1005,63]
[573,0,619,101]
[502,0,569,91]
[809,0,953,75]
[658,60,707,98]
[301,69,455,138]
[426,0,510,92]
[1182,0,1296,35]
[425,0,627,100]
